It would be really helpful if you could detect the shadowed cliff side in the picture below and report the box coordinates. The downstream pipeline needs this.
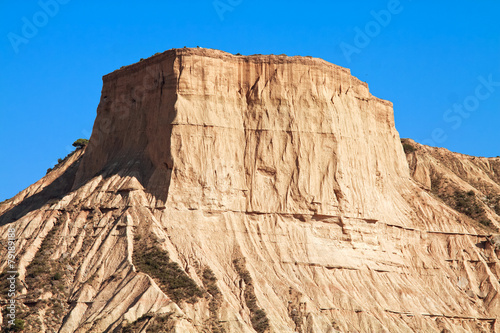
[0,149,85,226]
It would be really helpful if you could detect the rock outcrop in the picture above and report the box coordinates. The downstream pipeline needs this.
[1,48,500,332]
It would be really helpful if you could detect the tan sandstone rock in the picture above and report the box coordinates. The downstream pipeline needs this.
[1,48,499,332]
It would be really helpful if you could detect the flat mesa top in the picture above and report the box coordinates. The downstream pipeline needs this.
[105,47,352,79]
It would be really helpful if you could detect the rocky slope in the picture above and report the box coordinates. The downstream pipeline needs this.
[1,48,500,332]
[403,138,500,235]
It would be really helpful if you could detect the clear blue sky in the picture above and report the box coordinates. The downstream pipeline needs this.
[1,1,499,201]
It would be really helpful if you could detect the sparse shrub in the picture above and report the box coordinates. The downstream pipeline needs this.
[433,189,498,231]
[430,174,442,193]
[233,259,270,333]
[53,300,64,316]
[480,219,492,227]
[120,312,174,333]
[133,240,203,303]
[146,313,173,333]
[9,318,25,332]
[202,268,225,332]
[453,190,485,219]
[0,271,20,296]
[1,305,26,332]
[19,221,69,328]
[47,139,83,174]
[26,225,65,293]
[202,268,219,296]
[252,309,270,333]
[121,313,154,333]
[72,138,89,149]
[26,229,55,281]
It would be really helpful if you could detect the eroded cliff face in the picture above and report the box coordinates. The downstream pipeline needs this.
[1,48,500,333]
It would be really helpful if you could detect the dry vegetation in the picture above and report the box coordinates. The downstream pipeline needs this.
[233,259,270,333]
[133,237,203,304]
[201,267,225,333]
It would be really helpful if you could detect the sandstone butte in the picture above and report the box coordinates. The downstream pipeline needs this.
[1,47,500,333]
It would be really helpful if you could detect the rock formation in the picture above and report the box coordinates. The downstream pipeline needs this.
[1,48,499,332]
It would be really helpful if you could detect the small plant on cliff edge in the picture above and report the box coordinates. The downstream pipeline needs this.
[72,138,89,149]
